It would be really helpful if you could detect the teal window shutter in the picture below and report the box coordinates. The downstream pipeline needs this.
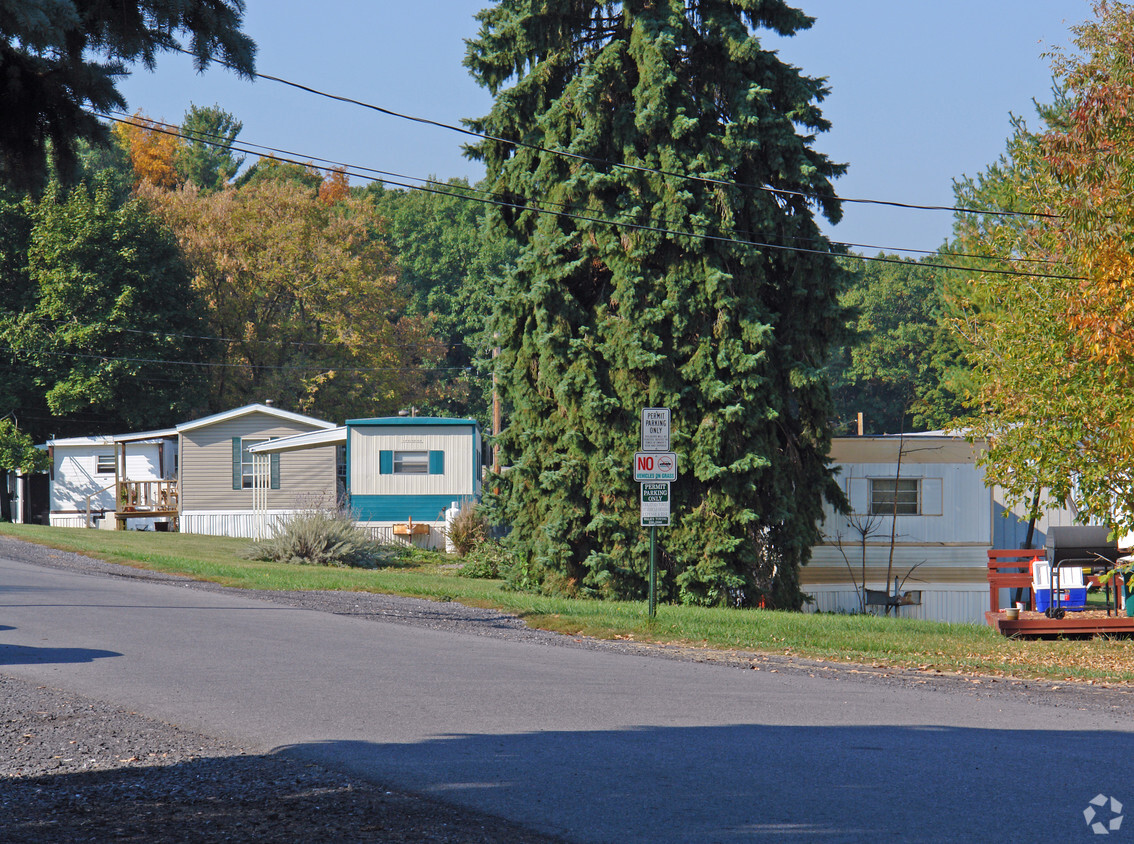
[232,438,242,490]
[379,450,393,475]
[429,450,444,475]
[270,452,280,489]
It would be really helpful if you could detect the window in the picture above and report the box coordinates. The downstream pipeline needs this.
[379,449,444,475]
[240,438,267,488]
[232,437,279,490]
[870,478,920,515]
[393,450,429,475]
[96,454,115,474]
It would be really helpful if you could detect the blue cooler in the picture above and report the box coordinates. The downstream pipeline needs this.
[1033,585,1088,612]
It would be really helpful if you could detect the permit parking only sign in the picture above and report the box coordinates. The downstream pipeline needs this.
[640,482,670,527]
[641,408,670,452]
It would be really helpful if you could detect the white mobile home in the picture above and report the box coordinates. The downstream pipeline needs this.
[806,433,1079,624]
[45,433,175,528]
[348,417,482,547]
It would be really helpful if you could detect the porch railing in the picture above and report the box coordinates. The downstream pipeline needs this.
[117,480,178,514]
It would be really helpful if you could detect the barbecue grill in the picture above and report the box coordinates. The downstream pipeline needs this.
[1044,526,1120,618]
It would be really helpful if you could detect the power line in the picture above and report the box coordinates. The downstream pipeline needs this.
[19,311,471,358]
[111,110,1064,268]
[0,346,475,375]
[99,112,1082,281]
[180,47,1058,222]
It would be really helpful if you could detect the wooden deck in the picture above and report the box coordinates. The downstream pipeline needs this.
[985,547,1134,636]
[114,480,178,530]
[986,609,1134,638]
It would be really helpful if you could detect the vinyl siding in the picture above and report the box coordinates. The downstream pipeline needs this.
[349,425,477,497]
[50,444,166,515]
[803,585,988,624]
[824,462,991,545]
[181,510,293,539]
[179,413,335,512]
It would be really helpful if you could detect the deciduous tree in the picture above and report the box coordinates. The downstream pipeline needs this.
[0,417,49,521]
[2,176,214,435]
[828,256,955,435]
[367,180,518,423]
[141,176,442,421]
[113,112,183,189]
[945,1,1134,532]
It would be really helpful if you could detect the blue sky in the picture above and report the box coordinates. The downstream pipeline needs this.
[116,0,1091,258]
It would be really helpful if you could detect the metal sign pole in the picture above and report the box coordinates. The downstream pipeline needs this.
[649,526,657,618]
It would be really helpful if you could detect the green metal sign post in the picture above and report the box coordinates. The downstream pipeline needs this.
[639,409,672,620]
[650,526,657,618]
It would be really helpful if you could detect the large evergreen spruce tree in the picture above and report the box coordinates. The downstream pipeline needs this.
[466,0,847,608]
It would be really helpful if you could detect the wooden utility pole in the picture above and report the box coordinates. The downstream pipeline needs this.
[492,343,501,473]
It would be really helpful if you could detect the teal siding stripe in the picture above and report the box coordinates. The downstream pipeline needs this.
[352,494,461,522]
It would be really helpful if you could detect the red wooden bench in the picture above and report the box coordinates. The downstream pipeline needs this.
[987,549,1045,613]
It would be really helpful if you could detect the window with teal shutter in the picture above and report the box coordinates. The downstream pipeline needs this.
[429,450,444,475]
[234,437,279,489]
[232,438,242,490]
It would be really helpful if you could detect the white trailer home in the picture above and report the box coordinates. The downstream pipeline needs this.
[805,433,1080,624]
[45,433,176,528]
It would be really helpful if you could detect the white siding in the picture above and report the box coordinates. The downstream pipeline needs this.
[804,585,988,624]
[349,426,476,497]
[825,461,991,545]
[357,521,446,550]
[181,510,292,539]
[49,442,167,524]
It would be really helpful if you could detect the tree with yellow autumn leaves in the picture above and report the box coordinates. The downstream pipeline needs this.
[949,1,1134,533]
[112,106,444,422]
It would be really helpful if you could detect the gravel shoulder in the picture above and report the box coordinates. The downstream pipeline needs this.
[3,535,1133,841]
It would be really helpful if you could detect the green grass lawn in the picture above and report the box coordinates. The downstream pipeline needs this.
[4,522,1134,685]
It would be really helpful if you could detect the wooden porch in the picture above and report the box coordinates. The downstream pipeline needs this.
[113,479,178,529]
[110,433,178,530]
[986,548,1134,637]
[986,609,1134,637]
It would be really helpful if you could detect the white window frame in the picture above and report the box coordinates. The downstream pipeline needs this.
[393,450,429,475]
[96,454,115,474]
[240,438,268,489]
[869,477,920,516]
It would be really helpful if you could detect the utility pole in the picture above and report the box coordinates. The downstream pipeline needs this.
[492,341,501,473]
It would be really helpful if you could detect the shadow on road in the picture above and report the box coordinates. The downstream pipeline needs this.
[0,643,120,666]
[275,723,1134,842]
[0,751,564,844]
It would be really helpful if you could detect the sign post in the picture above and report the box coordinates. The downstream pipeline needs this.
[638,408,673,619]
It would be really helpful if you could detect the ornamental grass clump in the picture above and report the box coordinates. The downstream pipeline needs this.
[243,508,391,569]
[446,500,488,557]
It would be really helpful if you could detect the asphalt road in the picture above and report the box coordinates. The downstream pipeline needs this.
[3,554,1134,843]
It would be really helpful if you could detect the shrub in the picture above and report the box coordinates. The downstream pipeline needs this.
[446,499,488,556]
[458,540,514,579]
[243,508,392,569]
